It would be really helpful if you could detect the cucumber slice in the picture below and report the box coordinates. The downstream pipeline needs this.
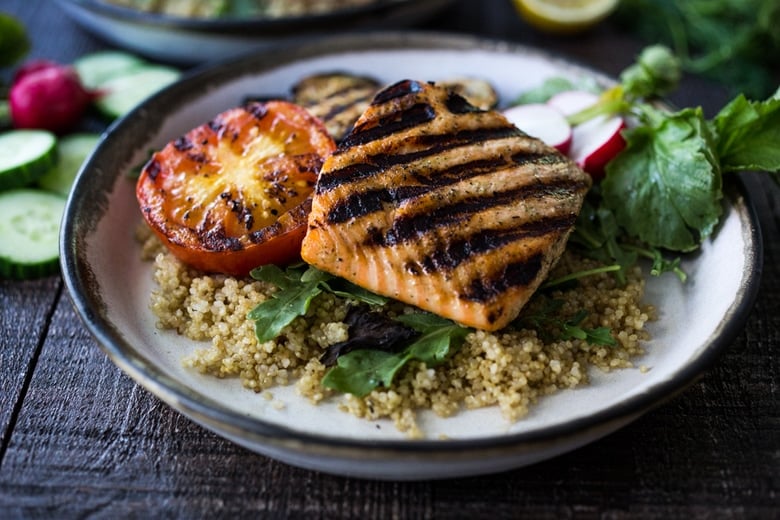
[73,50,147,90]
[95,66,181,119]
[0,189,65,279]
[0,130,58,191]
[38,133,101,197]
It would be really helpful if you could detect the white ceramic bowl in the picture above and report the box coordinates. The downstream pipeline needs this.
[57,0,453,64]
[61,33,762,480]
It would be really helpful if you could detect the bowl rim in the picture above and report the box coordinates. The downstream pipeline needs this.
[57,0,447,33]
[60,31,764,458]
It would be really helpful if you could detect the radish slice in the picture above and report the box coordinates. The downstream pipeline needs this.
[502,103,572,154]
[548,90,626,179]
[570,117,626,179]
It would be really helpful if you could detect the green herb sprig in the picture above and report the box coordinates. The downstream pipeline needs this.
[0,14,29,68]
[322,313,469,397]
[615,0,780,99]
[247,264,387,343]
[522,45,780,280]
[598,47,780,253]
[247,264,468,397]
[516,299,617,347]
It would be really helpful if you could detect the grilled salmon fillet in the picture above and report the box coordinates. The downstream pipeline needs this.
[300,80,592,331]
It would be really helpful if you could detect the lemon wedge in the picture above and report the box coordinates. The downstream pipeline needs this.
[512,0,619,33]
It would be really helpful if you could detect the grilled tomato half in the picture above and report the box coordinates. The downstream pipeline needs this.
[136,101,336,276]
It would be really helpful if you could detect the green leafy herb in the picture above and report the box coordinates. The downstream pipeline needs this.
[602,105,723,252]
[560,310,617,346]
[615,0,780,98]
[713,89,780,178]
[542,264,622,291]
[247,264,326,342]
[0,14,29,68]
[569,196,638,285]
[247,264,386,343]
[322,313,469,397]
[621,244,687,283]
[566,46,680,127]
[0,100,10,130]
[619,45,681,99]
[562,46,780,255]
[516,299,616,347]
[322,279,389,306]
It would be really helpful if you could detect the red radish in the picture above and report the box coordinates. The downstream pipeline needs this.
[548,90,626,180]
[9,61,98,134]
[502,103,572,154]
[12,59,60,83]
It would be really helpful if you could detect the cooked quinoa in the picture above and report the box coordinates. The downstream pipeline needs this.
[139,227,654,438]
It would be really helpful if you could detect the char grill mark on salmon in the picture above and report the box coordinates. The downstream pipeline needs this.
[326,159,581,225]
[412,214,578,275]
[367,178,590,248]
[317,126,525,193]
[301,80,592,331]
[341,103,437,148]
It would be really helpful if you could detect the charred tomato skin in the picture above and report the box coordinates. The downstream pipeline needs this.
[136,101,336,276]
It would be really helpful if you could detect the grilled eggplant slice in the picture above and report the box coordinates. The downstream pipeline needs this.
[292,72,381,141]
[301,79,592,331]
[438,77,499,110]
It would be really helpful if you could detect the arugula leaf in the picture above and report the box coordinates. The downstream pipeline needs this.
[394,312,459,335]
[247,264,390,343]
[248,264,325,342]
[322,313,468,397]
[602,105,723,252]
[321,349,400,397]
[713,89,780,174]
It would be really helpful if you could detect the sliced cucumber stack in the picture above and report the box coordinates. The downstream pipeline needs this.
[0,49,178,280]
[0,189,65,279]
[37,133,101,197]
[73,50,147,90]
[73,50,181,119]
[0,130,58,191]
[95,65,180,119]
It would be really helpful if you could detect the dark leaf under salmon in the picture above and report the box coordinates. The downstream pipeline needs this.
[300,80,591,331]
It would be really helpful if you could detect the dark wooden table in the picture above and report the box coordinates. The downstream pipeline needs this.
[2,1,778,517]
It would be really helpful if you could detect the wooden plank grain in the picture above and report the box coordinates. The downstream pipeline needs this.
[1,0,777,517]
[0,296,440,518]
[0,295,269,517]
[0,184,776,517]
[0,278,61,455]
